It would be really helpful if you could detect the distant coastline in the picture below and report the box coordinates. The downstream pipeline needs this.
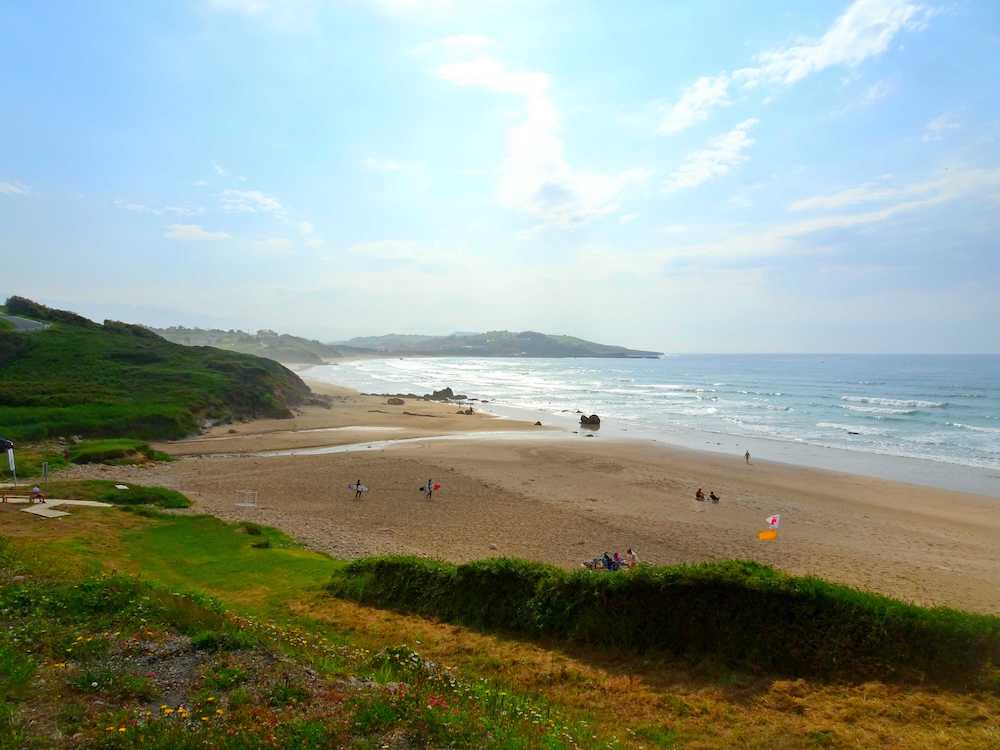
[153,326,662,363]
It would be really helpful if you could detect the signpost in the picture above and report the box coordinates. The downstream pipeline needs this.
[0,438,14,488]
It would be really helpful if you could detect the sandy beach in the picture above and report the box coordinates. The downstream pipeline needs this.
[72,380,999,615]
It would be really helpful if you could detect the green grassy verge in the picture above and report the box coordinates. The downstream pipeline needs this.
[327,556,1000,687]
[0,296,310,442]
[39,480,192,509]
[5,440,171,480]
[0,524,606,749]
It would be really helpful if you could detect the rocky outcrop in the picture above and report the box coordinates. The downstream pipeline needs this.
[387,397,405,405]
[580,414,601,426]
[366,386,468,402]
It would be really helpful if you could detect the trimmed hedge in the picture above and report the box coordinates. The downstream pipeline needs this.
[328,556,1000,686]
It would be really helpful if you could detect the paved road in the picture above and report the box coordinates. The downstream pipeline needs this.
[0,314,48,332]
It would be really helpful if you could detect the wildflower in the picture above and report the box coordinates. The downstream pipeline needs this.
[206,696,215,702]
[215,709,225,716]
[118,727,126,733]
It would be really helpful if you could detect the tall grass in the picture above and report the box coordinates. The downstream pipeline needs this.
[328,556,1000,686]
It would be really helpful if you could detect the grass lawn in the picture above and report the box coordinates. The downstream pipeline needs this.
[2,502,998,749]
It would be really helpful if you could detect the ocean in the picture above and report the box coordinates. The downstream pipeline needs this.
[303,354,1000,495]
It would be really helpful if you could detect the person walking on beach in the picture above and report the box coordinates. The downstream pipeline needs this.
[425,479,434,499]
[353,479,364,500]
[745,450,751,465]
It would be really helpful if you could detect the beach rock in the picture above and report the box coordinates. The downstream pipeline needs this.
[580,414,601,426]
[534,421,542,426]
[488,543,498,550]
[428,387,455,400]
[387,397,405,405]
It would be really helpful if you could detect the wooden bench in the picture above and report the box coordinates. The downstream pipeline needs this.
[1,494,45,504]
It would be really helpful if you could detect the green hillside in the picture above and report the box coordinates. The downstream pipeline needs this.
[342,330,663,358]
[152,326,372,364]
[0,297,311,441]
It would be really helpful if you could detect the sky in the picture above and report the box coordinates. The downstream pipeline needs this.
[2,0,999,353]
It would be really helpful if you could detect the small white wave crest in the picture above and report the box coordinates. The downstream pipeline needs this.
[949,422,1000,434]
[841,404,917,416]
[841,396,945,409]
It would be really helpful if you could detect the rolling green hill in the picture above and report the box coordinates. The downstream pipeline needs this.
[342,330,663,358]
[0,296,311,441]
[152,326,372,364]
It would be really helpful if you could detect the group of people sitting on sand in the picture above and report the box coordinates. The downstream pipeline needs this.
[582,547,639,572]
[695,487,720,504]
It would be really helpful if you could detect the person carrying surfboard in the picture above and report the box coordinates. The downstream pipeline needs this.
[418,479,441,499]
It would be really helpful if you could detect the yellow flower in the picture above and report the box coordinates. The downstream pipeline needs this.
[206,696,215,702]
[105,726,115,732]
[201,716,209,722]
[215,709,224,716]
[118,727,126,733]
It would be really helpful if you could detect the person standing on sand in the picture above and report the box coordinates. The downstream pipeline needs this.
[354,479,364,500]
[426,479,434,499]
[745,450,751,465]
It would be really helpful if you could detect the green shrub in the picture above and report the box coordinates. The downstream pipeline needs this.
[67,438,170,465]
[191,629,255,652]
[100,485,190,508]
[239,522,263,536]
[328,556,1000,686]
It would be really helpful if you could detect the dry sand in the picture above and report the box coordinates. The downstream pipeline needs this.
[75,382,998,614]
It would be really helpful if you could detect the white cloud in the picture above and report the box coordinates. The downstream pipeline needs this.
[788,167,1000,212]
[164,224,231,241]
[0,181,29,196]
[748,0,929,86]
[658,75,731,135]
[664,118,758,192]
[220,188,284,215]
[662,167,1000,263]
[864,79,892,103]
[619,212,639,224]
[430,44,651,226]
[922,113,960,142]
[658,0,929,132]
[114,200,203,217]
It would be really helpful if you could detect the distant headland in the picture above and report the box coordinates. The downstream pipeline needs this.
[153,327,663,362]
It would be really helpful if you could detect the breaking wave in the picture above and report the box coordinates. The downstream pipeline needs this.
[841,396,946,409]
